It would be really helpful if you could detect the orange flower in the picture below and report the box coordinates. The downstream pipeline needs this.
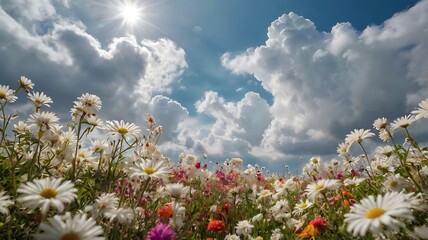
[343,190,353,198]
[343,199,350,208]
[207,220,225,233]
[157,204,173,219]
[298,224,320,239]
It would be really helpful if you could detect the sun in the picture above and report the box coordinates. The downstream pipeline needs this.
[118,2,142,26]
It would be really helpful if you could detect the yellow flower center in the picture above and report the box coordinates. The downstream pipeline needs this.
[117,127,128,134]
[389,181,397,188]
[39,188,58,198]
[315,184,324,191]
[311,159,319,164]
[366,208,385,219]
[301,203,308,209]
[61,232,81,240]
[144,167,157,175]
[0,92,5,99]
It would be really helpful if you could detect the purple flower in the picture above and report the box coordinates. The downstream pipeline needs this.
[146,222,176,240]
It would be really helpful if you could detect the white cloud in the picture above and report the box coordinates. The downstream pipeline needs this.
[4,0,56,21]
[0,1,189,154]
[194,91,272,157]
[221,1,428,159]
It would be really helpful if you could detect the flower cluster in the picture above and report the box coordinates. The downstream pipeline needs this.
[0,77,427,239]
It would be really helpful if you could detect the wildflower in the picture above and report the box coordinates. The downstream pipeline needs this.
[207,219,225,233]
[344,191,414,237]
[86,115,103,127]
[373,117,388,130]
[391,115,414,131]
[28,92,53,109]
[337,142,350,156]
[270,229,283,240]
[90,193,119,219]
[235,220,254,237]
[130,159,171,181]
[170,201,186,229]
[293,198,313,214]
[91,139,109,154]
[310,156,321,166]
[271,199,290,221]
[0,84,18,103]
[377,128,392,142]
[103,120,141,139]
[18,76,34,92]
[105,207,134,224]
[158,203,173,219]
[299,224,320,239]
[383,173,408,192]
[230,157,244,166]
[146,222,176,240]
[73,93,102,115]
[345,129,375,146]
[28,111,60,132]
[305,179,340,201]
[0,191,14,215]
[165,183,185,198]
[310,217,327,227]
[225,234,240,240]
[33,212,104,240]
[343,177,365,187]
[17,178,77,215]
[412,98,428,120]
[14,121,30,134]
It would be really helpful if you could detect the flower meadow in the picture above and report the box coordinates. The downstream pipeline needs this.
[0,77,427,240]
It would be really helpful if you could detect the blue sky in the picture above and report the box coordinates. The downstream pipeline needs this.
[1,0,427,173]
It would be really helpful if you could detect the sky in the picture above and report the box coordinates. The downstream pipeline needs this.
[1,0,427,174]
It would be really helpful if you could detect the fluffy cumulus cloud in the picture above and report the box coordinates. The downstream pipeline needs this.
[220,1,428,160]
[0,0,188,143]
[193,91,271,158]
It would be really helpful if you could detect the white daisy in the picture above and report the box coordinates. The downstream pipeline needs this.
[28,111,60,132]
[14,121,30,134]
[34,212,104,240]
[18,76,34,92]
[91,140,109,154]
[383,173,408,192]
[0,85,17,103]
[17,178,77,215]
[165,183,186,198]
[74,93,102,115]
[373,117,388,130]
[379,129,392,142]
[130,159,171,181]
[345,129,375,146]
[344,191,414,237]
[293,198,313,214]
[235,220,254,237]
[89,193,119,219]
[391,115,415,131]
[103,120,141,139]
[28,91,53,109]
[411,98,428,120]
[343,177,365,187]
[0,191,14,215]
[305,179,340,201]
[225,234,241,240]
[105,207,134,224]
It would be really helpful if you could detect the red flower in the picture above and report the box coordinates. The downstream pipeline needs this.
[309,217,327,227]
[207,220,225,233]
[158,204,173,219]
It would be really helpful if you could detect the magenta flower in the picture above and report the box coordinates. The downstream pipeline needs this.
[146,222,176,240]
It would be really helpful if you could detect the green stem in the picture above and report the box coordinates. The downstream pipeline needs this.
[72,113,86,180]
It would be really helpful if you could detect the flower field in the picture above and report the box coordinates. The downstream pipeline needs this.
[0,77,427,239]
